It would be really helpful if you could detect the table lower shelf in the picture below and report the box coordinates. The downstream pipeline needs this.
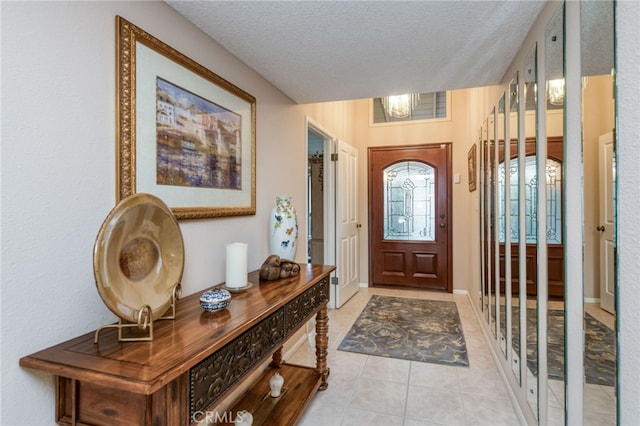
[221,363,324,426]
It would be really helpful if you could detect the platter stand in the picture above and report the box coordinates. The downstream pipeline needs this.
[94,282,182,344]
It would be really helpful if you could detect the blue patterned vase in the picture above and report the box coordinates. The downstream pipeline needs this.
[268,196,298,260]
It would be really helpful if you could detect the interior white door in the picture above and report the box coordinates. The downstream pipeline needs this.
[334,139,359,308]
[598,132,615,314]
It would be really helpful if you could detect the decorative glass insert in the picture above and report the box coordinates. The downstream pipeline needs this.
[383,161,435,241]
[498,156,562,244]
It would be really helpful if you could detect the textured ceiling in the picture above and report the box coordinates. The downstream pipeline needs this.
[165,1,547,104]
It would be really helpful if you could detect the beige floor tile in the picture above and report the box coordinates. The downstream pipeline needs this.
[348,377,407,417]
[547,405,565,426]
[360,355,411,384]
[403,419,448,426]
[601,384,616,400]
[458,364,510,399]
[312,372,358,409]
[584,383,616,416]
[326,348,367,378]
[298,400,345,426]
[408,361,461,392]
[583,410,616,426]
[340,407,404,426]
[405,386,466,425]
[462,394,520,426]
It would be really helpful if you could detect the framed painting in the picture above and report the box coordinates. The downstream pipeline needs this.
[116,16,256,219]
[468,143,477,192]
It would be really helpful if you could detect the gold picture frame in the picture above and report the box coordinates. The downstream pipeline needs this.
[468,143,477,192]
[116,16,256,219]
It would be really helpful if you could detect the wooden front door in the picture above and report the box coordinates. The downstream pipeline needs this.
[368,143,452,291]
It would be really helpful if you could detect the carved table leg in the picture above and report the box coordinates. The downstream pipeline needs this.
[315,304,330,390]
[270,346,284,368]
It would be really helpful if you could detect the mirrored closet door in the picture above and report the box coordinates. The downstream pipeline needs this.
[477,2,619,424]
[507,73,521,385]
[545,5,565,421]
[581,1,617,424]
[522,43,539,421]
[497,94,507,358]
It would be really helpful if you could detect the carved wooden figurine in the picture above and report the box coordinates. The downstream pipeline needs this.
[259,255,300,281]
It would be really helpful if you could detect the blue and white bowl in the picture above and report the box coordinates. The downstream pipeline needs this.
[199,288,231,312]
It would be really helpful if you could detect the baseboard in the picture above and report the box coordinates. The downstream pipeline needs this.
[356,283,469,294]
[585,297,600,304]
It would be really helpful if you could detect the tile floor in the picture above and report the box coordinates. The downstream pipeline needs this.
[291,287,522,425]
[545,302,617,426]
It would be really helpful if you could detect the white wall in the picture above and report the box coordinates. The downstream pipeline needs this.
[0,2,351,424]
[615,1,640,422]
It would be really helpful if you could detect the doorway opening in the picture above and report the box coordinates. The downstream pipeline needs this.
[306,118,360,309]
[307,126,326,265]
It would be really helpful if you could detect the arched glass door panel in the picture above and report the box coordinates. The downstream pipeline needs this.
[383,161,435,241]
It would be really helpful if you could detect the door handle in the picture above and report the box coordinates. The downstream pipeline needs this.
[440,223,448,229]
[597,226,606,232]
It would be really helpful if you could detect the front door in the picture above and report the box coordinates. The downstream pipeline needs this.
[368,143,452,291]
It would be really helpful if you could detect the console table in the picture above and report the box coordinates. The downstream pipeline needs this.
[20,264,335,425]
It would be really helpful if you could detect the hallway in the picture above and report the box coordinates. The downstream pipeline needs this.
[292,287,520,425]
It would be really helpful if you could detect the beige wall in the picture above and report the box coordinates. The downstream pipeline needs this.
[582,74,616,299]
[355,90,476,291]
[298,90,491,294]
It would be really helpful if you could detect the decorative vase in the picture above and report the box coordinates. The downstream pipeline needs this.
[234,410,253,426]
[268,196,298,260]
[269,372,284,397]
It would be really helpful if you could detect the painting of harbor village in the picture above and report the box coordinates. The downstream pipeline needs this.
[156,77,242,190]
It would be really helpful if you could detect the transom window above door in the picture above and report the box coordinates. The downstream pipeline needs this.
[371,92,449,124]
[383,161,435,241]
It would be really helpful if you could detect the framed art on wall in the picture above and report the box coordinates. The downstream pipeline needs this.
[116,16,256,219]
[468,143,477,192]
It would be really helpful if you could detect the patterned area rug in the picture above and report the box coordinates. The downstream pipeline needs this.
[512,308,616,386]
[338,295,469,367]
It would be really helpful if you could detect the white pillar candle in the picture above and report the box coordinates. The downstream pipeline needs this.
[226,243,248,288]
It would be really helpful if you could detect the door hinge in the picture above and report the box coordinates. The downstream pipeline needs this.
[331,276,339,286]
[331,153,339,161]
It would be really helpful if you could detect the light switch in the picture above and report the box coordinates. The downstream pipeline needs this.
[454,173,461,184]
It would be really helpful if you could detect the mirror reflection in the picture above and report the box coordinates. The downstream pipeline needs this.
[508,74,521,384]
[545,4,565,420]
[488,108,497,338]
[523,43,538,420]
[581,0,616,423]
[482,119,490,324]
[479,124,486,316]
[497,94,507,357]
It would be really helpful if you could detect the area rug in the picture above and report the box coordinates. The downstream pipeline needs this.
[338,295,469,367]
[512,308,616,386]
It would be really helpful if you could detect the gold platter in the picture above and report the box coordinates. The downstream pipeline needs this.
[93,193,184,323]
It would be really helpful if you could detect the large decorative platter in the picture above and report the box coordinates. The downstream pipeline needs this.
[93,193,184,323]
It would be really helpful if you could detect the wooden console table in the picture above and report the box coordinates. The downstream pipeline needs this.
[20,264,335,425]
